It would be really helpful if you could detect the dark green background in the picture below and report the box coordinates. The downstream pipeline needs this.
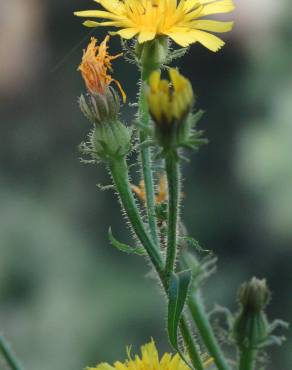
[0,1,291,370]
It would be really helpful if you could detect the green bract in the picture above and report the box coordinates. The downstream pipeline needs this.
[79,88,132,162]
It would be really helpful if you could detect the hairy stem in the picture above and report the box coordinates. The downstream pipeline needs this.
[0,335,24,370]
[109,158,163,274]
[180,318,205,370]
[165,153,180,282]
[239,348,257,370]
[109,158,205,370]
[188,293,231,370]
[138,70,159,248]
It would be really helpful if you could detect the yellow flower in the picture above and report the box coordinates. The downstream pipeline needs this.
[132,174,168,203]
[86,340,213,370]
[74,0,235,52]
[147,68,193,126]
[78,35,126,102]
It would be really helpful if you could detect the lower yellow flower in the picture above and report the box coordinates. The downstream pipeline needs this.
[86,340,213,370]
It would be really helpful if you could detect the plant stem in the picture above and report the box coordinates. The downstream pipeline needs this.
[109,158,163,274]
[239,348,257,370]
[109,158,205,370]
[188,293,231,370]
[0,335,24,370]
[180,317,205,370]
[165,153,180,282]
[138,70,159,248]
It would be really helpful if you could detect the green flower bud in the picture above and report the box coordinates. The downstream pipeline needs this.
[233,278,270,349]
[91,120,132,161]
[79,88,132,162]
[239,277,270,312]
[79,87,120,125]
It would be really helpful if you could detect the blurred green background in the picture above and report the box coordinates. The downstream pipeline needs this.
[0,1,291,370]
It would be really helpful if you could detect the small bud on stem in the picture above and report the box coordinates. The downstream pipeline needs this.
[233,277,288,370]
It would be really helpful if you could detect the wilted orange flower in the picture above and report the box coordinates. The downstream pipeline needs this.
[78,36,126,102]
[132,174,167,204]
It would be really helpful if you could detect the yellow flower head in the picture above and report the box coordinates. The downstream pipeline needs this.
[132,174,168,204]
[86,340,213,370]
[147,68,193,126]
[78,36,126,102]
[75,0,235,52]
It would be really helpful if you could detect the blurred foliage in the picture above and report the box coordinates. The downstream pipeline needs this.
[0,1,291,370]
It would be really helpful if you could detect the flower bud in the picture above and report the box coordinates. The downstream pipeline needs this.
[90,117,132,161]
[239,277,270,313]
[146,68,200,151]
[233,278,270,349]
[79,87,120,125]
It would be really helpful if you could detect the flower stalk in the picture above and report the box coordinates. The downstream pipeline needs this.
[137,38,171,248]
[138,78,159,247]
[109,157,163,273]
[0,335,24,370]
[239,348,257,370]
[165,152,180,282]
[188,294,231,370]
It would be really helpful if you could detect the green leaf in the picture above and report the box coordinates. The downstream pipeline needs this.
[179,236,212,255]
[108,228,146,256]
[168,270,192,365]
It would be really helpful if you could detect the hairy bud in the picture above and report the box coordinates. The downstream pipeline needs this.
[239,277,270,313]
[233,277,277,351]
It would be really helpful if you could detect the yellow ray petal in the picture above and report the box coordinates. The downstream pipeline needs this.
[165,28,195,47]
[137,30,156,43]
[182,0,201,12]
[74,10,122,20]
[200,0,235,16]
[168,68,183,91]
[190,20,234,33]
[83,20,127,28]
[189,29,225,51]
[94,0,125,15]
[115,28,139,39]
[149,70,161,92]
[83,20,100,27]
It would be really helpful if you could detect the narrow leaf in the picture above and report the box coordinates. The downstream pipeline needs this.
[168,270,192,366]
[108,228,146,256]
